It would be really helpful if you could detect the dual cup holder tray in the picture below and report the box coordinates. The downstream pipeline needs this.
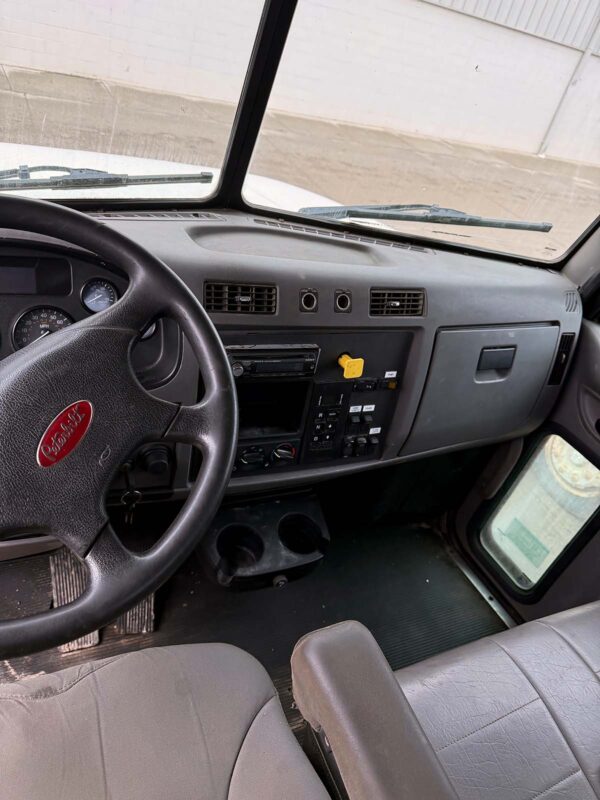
[198,493,329,588]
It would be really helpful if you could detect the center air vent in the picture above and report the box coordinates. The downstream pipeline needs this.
[204,282,277,314]
[370,288,425,316]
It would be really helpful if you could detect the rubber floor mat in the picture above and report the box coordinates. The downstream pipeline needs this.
[0,524,506,731]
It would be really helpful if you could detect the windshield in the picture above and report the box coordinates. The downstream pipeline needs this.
[0,2,265,201]
[1,1,598,261]
[244,1,600,261]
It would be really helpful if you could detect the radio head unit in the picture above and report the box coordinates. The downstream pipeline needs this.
[226,344,320,378]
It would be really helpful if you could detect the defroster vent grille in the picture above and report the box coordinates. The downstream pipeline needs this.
[91,211,225,221]
[204,282,277,314]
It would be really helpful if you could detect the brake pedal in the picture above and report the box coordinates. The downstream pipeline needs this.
[49,548,99,652]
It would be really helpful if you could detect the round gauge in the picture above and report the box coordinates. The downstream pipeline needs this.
[13,307,74,350]
[81,278,118,313]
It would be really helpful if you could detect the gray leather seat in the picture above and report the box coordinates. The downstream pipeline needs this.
[1,643,329,800]
[292,601,600,800]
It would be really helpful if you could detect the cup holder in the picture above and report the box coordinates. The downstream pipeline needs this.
[217,524,264,571]
[200,494,329,588]
[278,513,323,555]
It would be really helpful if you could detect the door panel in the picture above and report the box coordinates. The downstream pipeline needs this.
[553,321,600,459]
[454,320,600,621]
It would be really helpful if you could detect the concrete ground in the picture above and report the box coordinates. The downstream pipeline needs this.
[1,65,598,260]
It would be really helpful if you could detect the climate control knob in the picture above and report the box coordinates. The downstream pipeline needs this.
[271,443,297,464]
[239,446,265,466]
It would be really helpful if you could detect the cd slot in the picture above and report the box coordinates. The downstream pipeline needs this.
[226,344,320,378]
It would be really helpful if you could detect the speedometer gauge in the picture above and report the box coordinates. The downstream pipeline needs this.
[81,279,118,313]
[13,307,74,350]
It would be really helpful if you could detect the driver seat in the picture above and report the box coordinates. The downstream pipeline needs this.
[0,643,329,800]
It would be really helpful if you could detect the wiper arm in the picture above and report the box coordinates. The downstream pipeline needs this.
[299,203,552,232]
[0,164,214,191]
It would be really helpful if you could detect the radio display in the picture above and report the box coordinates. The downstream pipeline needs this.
[0,257,72,295]
[254,358,306,374]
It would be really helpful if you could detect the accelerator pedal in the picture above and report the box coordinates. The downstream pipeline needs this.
[114,593,155,635]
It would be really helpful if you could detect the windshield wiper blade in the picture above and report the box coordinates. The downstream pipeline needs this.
[0,164,214,191]
[299,203,552,232]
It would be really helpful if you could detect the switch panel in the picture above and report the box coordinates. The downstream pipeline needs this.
[304,374,398,463]
[220,328,412,473]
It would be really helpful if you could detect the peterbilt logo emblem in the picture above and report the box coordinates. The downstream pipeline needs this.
[36,401,94,468]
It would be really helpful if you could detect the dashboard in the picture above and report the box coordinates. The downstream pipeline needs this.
[0,209,582,503]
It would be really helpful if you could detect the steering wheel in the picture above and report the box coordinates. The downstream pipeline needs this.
[0,196,238,657]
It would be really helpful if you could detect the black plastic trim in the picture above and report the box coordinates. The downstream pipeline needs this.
[217,0,299,206]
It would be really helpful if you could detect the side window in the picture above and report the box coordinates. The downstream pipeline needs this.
[481,435,600,589]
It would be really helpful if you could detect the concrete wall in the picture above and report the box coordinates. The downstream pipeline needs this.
[542,52,600,162]
[0,0,264,102]
[0,0,598,163]
[269,0,598,163]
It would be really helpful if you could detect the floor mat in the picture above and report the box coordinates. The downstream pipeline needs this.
[0,524,506,727]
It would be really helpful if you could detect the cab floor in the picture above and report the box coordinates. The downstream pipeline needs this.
[0,518,505,731]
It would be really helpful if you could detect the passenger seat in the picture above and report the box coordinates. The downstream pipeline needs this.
[292,602,600,800]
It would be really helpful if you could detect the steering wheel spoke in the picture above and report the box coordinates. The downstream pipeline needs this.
[85,522,141,594]
[163,394,221,451]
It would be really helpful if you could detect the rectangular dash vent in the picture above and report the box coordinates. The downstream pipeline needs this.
[204,282,277,315]
[370,288,425,316]
[548,333,575,385]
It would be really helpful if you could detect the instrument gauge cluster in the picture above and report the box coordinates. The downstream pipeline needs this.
[12,307,74,350]
[10,279,120,351]
[1,254,170,377]
[81,278,119,313]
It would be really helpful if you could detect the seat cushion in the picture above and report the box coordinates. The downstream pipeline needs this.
[0,643,329,800]
[397,601,600,800]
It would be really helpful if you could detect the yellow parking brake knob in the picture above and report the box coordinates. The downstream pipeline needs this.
[338,353,364,379]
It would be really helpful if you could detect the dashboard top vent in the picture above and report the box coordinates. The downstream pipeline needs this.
[254,218,429,253]
[370,288,425,317]
[204,282,277,315]
[90,211,226,221]
[565,291,580,313]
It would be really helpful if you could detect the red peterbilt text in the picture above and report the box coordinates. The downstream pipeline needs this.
[36,401,94,467]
